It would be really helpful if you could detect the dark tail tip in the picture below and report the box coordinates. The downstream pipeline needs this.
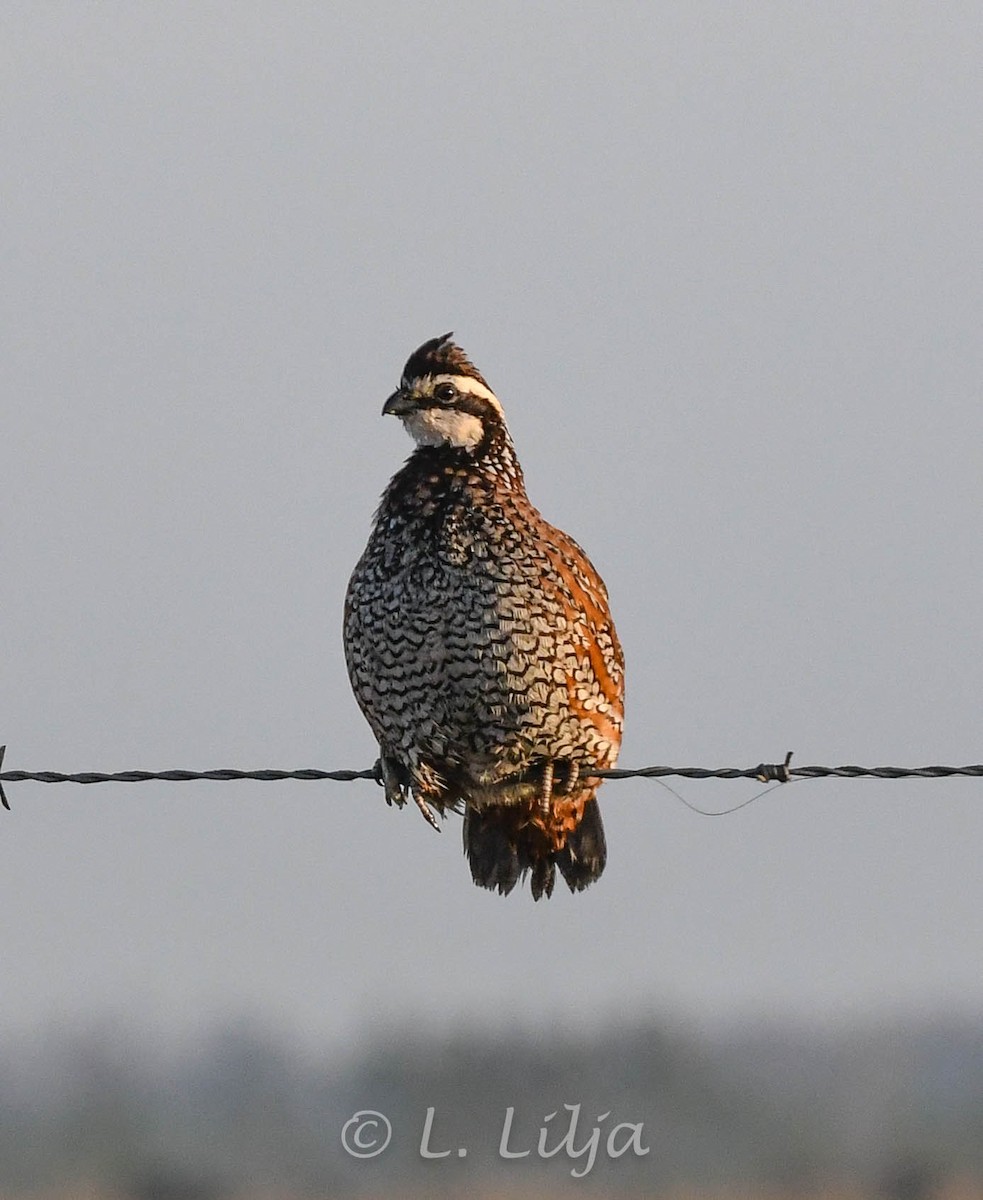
[463,800,606,900]
[462,807,522,896]
[555,798,606,893]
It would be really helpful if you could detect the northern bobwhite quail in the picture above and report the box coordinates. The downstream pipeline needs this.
[343,334,624,899]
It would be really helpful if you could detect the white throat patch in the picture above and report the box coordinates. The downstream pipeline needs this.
[403,407,485,451]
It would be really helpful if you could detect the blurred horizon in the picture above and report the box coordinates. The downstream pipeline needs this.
[4,1006,983,1197]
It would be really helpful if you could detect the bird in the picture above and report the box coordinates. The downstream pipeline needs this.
[343,334,624,899]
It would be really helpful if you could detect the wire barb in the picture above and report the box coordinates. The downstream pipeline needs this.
[755,750,794,783]
[0,745,9,811]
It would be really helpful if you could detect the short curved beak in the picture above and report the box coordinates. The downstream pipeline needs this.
[382,388,417,417]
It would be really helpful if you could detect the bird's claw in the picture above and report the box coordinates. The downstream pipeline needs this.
[413,792,442,832]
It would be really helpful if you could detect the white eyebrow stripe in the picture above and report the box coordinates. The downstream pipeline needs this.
[432,372,506,415]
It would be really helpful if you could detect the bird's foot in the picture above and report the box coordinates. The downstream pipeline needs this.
[536,758,582,813]
[374,755,409,809]
[413,792,442,832]
[411,760,447,832]
[559,759,581,794]
[538,759,555,816]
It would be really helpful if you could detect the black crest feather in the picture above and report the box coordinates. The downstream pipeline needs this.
[401,333,490,390]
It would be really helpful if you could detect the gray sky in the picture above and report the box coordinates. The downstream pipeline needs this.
[2,2,982,1049]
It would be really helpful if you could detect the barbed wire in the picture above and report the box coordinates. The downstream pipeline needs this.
[1,745,981,811]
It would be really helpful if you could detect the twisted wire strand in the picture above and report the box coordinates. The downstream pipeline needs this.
[1,744,981,810]
[599,763,983,781]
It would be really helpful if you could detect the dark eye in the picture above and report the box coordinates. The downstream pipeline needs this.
[433,382,458,404]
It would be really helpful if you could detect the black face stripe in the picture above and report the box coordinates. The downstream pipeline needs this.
[408,387,501,422]
[451,392,499,421]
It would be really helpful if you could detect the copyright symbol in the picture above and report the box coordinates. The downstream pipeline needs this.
[341,1109,392,1158]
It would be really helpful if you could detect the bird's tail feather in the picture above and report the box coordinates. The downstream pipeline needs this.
[463,796,606,900]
